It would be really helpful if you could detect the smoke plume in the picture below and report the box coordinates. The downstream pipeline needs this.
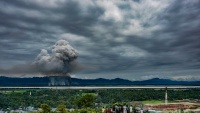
[0,40,79,76]
[34,40,78,74]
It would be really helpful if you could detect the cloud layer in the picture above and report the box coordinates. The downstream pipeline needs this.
[0,0,200,80]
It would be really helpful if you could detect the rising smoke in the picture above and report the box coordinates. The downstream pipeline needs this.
[0,40,79,76]
[34,40,78,74]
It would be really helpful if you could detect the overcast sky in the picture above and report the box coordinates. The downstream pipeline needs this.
[0,0,200,81]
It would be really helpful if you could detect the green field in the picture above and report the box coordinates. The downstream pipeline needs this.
[81,93,97,96]
[0,90,26,94]
[142,100,174,105]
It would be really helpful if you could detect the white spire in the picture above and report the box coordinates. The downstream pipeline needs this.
[165,87,168,105]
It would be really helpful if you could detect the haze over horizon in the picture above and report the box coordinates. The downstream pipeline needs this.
[0,0,200,81]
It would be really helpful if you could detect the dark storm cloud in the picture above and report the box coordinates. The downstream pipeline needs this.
[0,0,200,80]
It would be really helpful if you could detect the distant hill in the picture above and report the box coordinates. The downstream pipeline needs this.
[0,76,49,86]
[0,76,199,86]
[0,76,71,86]
[71,77,200,86]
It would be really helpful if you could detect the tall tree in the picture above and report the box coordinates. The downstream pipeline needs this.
[40,104,51,113]
[56,104,67,113]
[75,94,95,108]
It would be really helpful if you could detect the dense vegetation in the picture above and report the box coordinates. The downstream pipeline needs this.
[0,89,200,110]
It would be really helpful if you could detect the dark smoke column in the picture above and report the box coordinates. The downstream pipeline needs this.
[34,40,78,86]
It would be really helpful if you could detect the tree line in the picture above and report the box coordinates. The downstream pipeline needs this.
[0,89,200,110]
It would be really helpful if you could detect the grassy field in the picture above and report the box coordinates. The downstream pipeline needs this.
[142,100,175,105]
[0,90,26,94]
[81,93,97,96]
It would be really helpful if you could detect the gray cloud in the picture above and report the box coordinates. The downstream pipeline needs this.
[0,0,200,81]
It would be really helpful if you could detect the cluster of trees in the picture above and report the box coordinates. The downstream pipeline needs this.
[0,89,200,110]
[98,89,200,103]
[40,103,101,113]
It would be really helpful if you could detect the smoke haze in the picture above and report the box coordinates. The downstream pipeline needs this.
[0,40,79,76]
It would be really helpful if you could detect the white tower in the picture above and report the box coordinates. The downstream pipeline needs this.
[165,87,168,105]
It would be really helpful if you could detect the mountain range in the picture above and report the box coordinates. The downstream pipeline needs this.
[71,77,200,86]
[0,76,199,86]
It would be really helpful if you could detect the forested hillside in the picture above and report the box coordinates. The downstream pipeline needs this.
[0,89,200,110]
